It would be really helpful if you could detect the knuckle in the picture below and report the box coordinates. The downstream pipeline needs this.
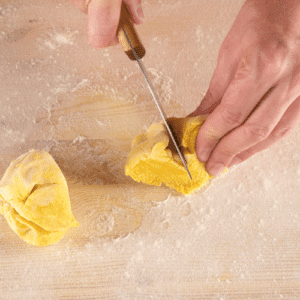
[201,125,220,141]
[271,127,293,139]
[220,147,236,158]
[244,122,271,141]
[258,41,289,79]
[260,59,283,80]
[221,104,245,128]
[242,147,257,157]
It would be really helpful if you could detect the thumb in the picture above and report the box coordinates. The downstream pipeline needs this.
[188,65,232,117]
[123,0,145,25]
[188,42,237,117]
[188,89,221,117]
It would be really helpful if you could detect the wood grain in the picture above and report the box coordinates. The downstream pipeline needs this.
[1,0,300,299]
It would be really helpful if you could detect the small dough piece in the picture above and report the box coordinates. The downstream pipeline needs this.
[125,116,214,195]
[0,150,79,246]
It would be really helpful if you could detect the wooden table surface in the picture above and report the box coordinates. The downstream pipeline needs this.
[1,0,300,299]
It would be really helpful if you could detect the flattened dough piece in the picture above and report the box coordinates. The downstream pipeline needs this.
[0,150,79,246]
[125,116,214,195]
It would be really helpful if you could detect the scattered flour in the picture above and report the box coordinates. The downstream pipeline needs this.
[40,28,78,50]
[0,0,300,299]
[72,135,87,144]
[263,178,273,190]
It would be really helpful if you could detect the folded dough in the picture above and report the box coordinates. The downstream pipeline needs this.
[0,150,79,246]
[125,116,214,195]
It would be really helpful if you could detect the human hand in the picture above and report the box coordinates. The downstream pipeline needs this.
[190,0,300,177]
[69,0,144,48]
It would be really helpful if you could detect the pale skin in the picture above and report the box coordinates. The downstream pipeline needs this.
[70,0,300,177]
[69,0,144,48]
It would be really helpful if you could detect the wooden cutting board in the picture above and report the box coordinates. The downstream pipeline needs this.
[1,0,300,299]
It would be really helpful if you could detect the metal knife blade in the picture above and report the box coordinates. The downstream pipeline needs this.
[122,27,193,180]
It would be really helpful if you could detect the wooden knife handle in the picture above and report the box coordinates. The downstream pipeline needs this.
[117,3,146,60]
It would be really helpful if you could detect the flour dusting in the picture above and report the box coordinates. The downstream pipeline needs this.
[1,0,300,299]
[40,28,78,50]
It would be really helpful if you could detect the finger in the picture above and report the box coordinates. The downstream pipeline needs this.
[194,43,282,163]
[189,41,238,117]
[195,78,270,164]
[123,0,144,25]
[206,82,294,176]
[87,0,122,48]
[228,95,300,167]
[188,90,221,117]
[194,35,292,164]
[108,37,119,47]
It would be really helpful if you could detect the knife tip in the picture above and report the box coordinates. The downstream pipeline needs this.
[187,168,193,180]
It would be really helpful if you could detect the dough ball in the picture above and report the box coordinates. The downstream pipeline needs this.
[125,116,214,195]
[0,150,79,246]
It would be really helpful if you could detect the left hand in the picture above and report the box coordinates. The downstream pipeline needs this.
[69,0,144,48]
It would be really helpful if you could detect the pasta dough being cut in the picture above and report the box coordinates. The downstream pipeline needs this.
[125,116,219,195]
[0,150,79,246]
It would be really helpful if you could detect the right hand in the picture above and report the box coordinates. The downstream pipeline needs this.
[189,0,300,177]
[69,0,144,48]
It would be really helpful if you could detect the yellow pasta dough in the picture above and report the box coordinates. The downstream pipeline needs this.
[125,116,214,195]
[0,150,79,246]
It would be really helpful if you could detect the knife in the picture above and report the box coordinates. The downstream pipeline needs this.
[117,3,192,180]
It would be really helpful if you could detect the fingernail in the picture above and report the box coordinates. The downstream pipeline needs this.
[108,39,118,47]
[136,4,144,20]
[228,157,242,167]
[198,149,210,162]
[208,163,224,177]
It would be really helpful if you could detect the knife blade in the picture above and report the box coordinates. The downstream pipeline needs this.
[117,4,192,180]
